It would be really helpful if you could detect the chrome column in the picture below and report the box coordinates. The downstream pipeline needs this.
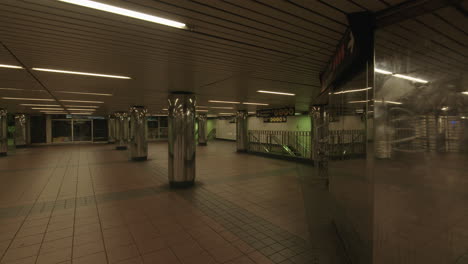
[198,113,207,146]
[168,92,196,187]
[0,109,7,156]
[236,110,248,152]
[129,106,148,161]
[114,112,128,150]
[108,115,116,143]
[14,113,30,148]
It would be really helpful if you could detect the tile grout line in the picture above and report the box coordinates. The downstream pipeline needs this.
[86,152,110,264]
[0,152,71,263]
[34,153,74,264]
[70,150,80,262]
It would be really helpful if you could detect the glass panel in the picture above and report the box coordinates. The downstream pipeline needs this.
[73,120,92,141]
[92,119,107,142]
[374,6,468,262]
[52,120,72,143]
[148,120,159,140]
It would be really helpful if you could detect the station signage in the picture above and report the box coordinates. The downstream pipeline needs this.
[319,12,374,92]
[263,116,287,123]
[256,107,295,118]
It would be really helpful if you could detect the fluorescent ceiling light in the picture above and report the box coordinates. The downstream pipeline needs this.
[2,97,54,101]
[374,100,403,105]
[64,105,99,108]
[0,88,24,91]
[218,113,235,115]
[32,107,65,110]
[70,112,93,115]
[393,74,428,84]
[441,106,449,111]
[196,106,209,108]
[375,68,392,75]
[60,100,104,103]
[55,91,112,96]
[210,106,233,109]
[242,102,269,106]
[0,64,23,69]
[209,100,241,104]
[162,108,168,111]
[462,92,468,95]
[67,109,96,111]
[196,109,208,112]
[32,68,131,79]
[348,100,369,104]
[248,112,255,114]
[334,87,372,94]
[40,111,66,113]
[58,0,187,29]
[257,90,295,96]
[21,104,61,107]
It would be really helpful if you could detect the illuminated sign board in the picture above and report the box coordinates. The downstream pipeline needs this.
[256,107,295,118]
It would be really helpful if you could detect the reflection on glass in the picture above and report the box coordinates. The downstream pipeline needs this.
[73,120,92,141]
[52,120,72,142]
[374,5,468,262]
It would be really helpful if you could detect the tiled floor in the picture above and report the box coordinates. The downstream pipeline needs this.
[0,141,322,264]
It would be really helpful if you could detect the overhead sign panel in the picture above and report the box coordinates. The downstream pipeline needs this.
[256,107,295,118]
[319,12,374,92]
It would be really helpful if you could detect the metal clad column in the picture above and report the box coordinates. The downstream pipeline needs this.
[236,110,248,152]
[198,113,207,146]
[108,115,116,143]
[129,106,148,161]
[0,109,7,156]
[168,92,196,187]
[114,112,128,150]
[14,114,30,148]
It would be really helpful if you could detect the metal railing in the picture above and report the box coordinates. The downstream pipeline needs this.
[328,130,366,159]
[248,130,311,159]
[207,128,216,141]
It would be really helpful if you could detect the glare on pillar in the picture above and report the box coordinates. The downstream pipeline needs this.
[14,113,30,148]
[114,111,128,150]
[198,113,207,146]
[168,92,196,188]
[236,110,248,152]
[0,109,7,156]
[129,106,148,161]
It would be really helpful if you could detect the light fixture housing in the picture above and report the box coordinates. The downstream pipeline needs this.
[257,90,295,96]
[393,74,428,84]
[64,105,100,108]
[67,109,97,111]
[375,68,392,75]
[21,104,62,107]
[32,68,131,79]
[58,0,187,29]
[208,100,241,104]
[210,106,233,109]
[2,97,55,101]
[242,102,269,106]
[334,87,372,95]
[0,64,23,69]
[55,91,112,96]
[32,107,65,110]
[60,100,104,103]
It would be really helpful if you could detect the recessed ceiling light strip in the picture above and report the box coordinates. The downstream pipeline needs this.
[242,102,269,106]
[2,97,55,101]
[60,100,104,103]
[208,100,241,104]
[257,90,295,96]
[32,68,131,79]
[64,105,100,108]
[55,91,113,96]
[0,64,23,69]
[58,0,187,29]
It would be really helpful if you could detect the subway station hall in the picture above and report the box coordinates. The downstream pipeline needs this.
[0,0,467,263]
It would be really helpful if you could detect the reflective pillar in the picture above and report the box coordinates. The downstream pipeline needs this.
[0,109,7,156]
[114,112,128,150]
[168,92,196,187]
[129,106,148,161]
[14,114,30,148]
[108,115,115,143]
[198,113,207,146]
[236,110,248,152]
